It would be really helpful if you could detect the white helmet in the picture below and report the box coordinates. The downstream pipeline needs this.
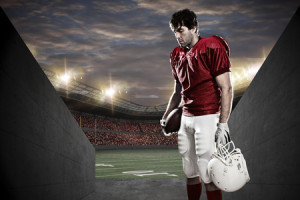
[208,141,250,192]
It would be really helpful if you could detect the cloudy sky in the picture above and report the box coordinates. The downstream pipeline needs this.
[1,0,299,106]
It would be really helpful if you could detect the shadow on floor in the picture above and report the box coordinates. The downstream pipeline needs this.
[95,178,187,200]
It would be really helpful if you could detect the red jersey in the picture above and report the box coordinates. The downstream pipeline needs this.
[170,35,231,116]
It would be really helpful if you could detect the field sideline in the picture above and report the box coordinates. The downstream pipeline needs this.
[95,149,185,179]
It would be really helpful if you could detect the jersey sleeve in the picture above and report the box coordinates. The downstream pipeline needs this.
[207,36,231,76]
[170,51,180,83]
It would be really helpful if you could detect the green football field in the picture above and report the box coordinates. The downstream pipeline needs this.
[95,149,185,179]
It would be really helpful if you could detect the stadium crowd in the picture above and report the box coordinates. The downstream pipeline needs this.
[71,112,177,146]
[96,117,123,132]
[139,122,161,133]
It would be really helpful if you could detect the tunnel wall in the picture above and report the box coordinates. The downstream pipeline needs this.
[224,7,300,200]
[0,8,95,200]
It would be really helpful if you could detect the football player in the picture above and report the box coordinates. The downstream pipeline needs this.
[161,9,233,200]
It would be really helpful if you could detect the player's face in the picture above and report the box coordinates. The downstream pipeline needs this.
[173,26,194,48]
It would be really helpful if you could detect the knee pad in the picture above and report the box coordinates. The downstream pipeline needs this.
[182,156,199,178]
[178,134,199,178]
[196,144,214,183]
[195,144,213,183]
[197,157,212,183]
[194,131,215,183]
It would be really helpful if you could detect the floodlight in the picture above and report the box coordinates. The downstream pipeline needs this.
[60,73,70,84]
[106,88,115,98]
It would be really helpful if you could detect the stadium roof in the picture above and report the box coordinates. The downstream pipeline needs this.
[42,68,167,118]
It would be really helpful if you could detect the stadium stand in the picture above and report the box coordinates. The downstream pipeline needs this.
[139,122,162,133]
[71,111,178,147]
[117,121,141,133]
[96,117,123,132]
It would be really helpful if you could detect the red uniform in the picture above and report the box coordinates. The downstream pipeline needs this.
[170,35,231,116]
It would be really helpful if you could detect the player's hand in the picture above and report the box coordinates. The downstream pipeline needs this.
[160,119,177,137]
[215,123,231,147]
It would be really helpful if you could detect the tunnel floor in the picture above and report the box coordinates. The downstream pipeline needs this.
[95,178,187,200]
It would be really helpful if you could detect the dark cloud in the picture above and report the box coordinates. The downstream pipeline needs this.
[1,0,299,105]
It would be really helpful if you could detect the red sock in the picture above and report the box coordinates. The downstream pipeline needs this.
[187,183,202,200]
[206,190,222,200]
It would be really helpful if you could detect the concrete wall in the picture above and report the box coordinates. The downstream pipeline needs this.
[224,7,300,200]
[0,8,95,200]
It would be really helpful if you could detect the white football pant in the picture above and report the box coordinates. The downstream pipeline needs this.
[178,114,219,183]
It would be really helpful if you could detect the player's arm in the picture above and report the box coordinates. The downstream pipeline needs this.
[215,72,233,123]
[162,80,182,120]
[214,71,233,146]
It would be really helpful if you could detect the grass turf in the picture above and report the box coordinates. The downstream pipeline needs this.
[95,149,185,179]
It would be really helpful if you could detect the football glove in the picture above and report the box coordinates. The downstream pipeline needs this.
[160,119,177,137]
[215,123,231,147]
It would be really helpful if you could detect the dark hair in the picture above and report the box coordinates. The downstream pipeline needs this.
[169,9,198,32]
